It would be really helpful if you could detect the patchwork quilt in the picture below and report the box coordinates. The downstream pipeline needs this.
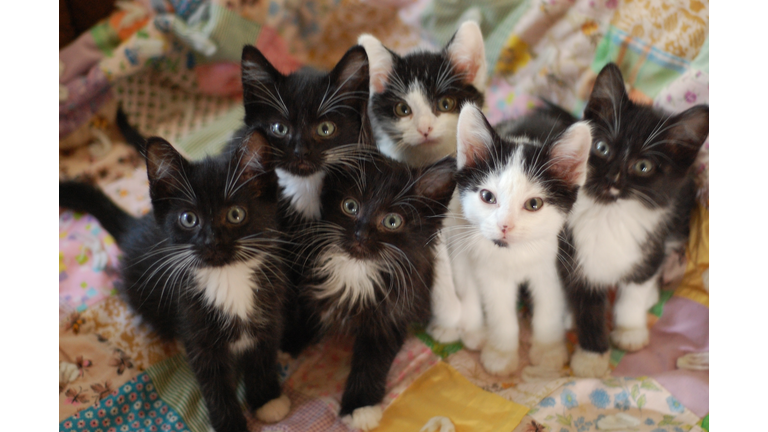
[59,1,709,431]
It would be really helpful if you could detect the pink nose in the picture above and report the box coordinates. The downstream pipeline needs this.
[500,224,509,234]
[419,126,433,138]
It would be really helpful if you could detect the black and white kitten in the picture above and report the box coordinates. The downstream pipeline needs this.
[359,21,486,167]
[59,132,291,432]
[292,154,456,431]
[559,63,709,377]
[437,104,592,375]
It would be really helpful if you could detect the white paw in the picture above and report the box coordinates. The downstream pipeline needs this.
[521,364,568,383]
[610,326,649,352]
[59,361,79,386]
[256,394,291,423]
[420,416,455,432]
[341,405,383,431]
[529,341,569,368]
[480,345,519,376]
[427,322,461,344]
[570,346,610,378]
[460,327,487,351]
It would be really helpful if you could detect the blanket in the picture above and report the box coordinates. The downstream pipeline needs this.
[59,1,709,431]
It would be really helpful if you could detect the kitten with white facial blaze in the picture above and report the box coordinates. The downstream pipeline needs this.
[59,132,291,432]
[359,20,486,167]
[291,154,456,431]
[440,104,592,375]
[557,63,709,378]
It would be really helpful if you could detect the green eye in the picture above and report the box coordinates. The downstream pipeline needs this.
[382,213,403,230]
[342,198,359,216]
[524,197,544,212]
[594,140,610,158]
[226,206,246,224]
[437,96,456,112]
[316,121,337,138]
[632,159,655,177]
[394,102,411,117]
[480,189,496,204]
[270,123,288,137]
[178,211,198,228]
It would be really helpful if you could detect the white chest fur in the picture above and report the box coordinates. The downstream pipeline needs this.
[312,250,383,309]
[568,191,666,285]
[195,258,261,321]
[276,168,325,220]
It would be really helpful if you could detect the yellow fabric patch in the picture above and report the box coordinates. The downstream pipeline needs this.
[495,35,531,75]
[674,205,709,307]
[376,361,528,432]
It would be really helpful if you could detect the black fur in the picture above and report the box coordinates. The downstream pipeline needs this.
[493,100,576,144]
[289,154,456,416]
[557,63,709,355]
[115,106,147,153]
[59,132,288,432]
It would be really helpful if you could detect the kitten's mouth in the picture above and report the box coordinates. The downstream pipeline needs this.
[492,239,509,248]
[416,137,439,147]
[200,250,232,267]
[347,242,374,259]
[284,160,319,176]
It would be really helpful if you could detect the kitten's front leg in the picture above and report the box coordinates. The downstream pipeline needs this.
[427,239,463,343]
[527,268,568,369]
[240,336,290,423]
[567,281,611,378]
[451,253,486,350]
[476,271,520,376]
[611,271,661,352]
[340,326,406,431]
[184,340,247,432]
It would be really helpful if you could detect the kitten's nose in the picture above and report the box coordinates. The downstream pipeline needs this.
[293,143,310,159]
[498,223,512,235]
[418,126,433,138]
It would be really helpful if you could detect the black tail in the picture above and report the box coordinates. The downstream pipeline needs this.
[59,181,137,245]
[116,107,147,154]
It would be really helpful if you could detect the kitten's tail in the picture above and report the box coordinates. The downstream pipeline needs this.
[59,181,137,245]
[116,107,147,154]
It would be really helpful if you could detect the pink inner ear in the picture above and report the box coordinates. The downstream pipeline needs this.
[371,75,388,94]
[451,57,479,85]
[550,156,584,186]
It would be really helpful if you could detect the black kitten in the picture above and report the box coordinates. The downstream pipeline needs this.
[554,63,709,377]
[290,154,456,431]
[59,132,292,431]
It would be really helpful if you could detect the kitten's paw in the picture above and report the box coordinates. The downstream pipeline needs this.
[460,328,487,351]
[255,394,291,423]
[341,405,383,431]
[480,345,519,376]
[570,346,610,378]
[610,326,649,352]
[529,341,569,368]
[420,416,455,432]
[427,322,461,344]
[521,364,569,383]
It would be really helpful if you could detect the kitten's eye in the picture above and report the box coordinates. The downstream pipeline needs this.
[394,102,411,117]
[524,197,544,212]
[341,198,360,216]
[316,121,337,138]
[226,206,247,224]
[480,189,496,204]
[593,140,610,158]
[178,211,198,229]
[270,123,288,137]
[437,96,456,112]
[381,213,404,231]
[632,159,655,177]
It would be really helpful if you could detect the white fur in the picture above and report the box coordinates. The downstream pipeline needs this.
[610,267,661,351]
[456,104,492,169]
[421,416,455,432]
[426,237,463,343]
[255,394,291,423]
[446,21,488,91]
[195,258,261,321]
[342,405,383,431]
[229,333,257,354]
[358,34,394,94]
[276,168,325,220]
[570,346,611,378]
[311,250,384,310]
[568,191,667,285]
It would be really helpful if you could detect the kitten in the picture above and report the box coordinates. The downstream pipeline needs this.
[440,104,592,375]
[559,63,709,377]
[359,21,486,167]
[293,154,456,430]
[59,132,291,432]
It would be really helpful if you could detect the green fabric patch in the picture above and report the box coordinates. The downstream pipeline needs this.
[175,105,245,159]
[147,354,210,432]
[412,324,464,359]
[90,21,121,57]
[650,289,676,318]
[700,413,709,431]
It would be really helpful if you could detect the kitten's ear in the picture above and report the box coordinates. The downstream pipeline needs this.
[584,63,628,127]
[456,103,494,169]
[145,137,191,200]
[329,45,370,96]
[231,130,274,195]
[445,21,487,91]
[548,121,593,187]
[241,45,284,119]
[663,105,709,168]
[358,34,394,94]
[414,156,457,208]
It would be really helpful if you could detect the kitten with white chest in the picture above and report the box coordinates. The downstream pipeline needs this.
[559,63,709,377]
[60,132,291,432]
[358,21,486,167]
[440,104,592,375]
